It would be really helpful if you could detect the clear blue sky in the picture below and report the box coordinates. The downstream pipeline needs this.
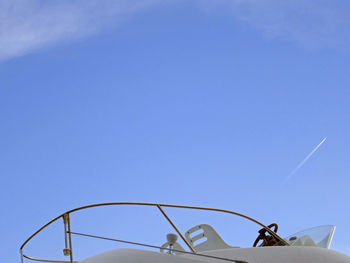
[1,1,350,262]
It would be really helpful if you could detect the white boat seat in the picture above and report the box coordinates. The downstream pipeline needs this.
[185,224,236,252]
[300,235,317,247]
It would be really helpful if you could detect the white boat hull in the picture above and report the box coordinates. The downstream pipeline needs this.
[80,247,350,263]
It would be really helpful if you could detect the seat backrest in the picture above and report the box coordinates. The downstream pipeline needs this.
[185,224,233,252]
[299,235,317,247]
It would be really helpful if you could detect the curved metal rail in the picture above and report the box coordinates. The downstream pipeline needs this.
[20,202,289,263]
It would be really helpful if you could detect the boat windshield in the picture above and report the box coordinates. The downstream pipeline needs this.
[284,225,335,249]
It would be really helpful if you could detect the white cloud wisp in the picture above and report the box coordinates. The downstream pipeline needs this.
[198,0,350,49]
[0,0,166,61]
[0,0,349,62]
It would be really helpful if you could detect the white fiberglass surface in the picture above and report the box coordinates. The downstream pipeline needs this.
[284,225,335,249]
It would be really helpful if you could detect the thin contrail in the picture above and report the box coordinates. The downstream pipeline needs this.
[285,137,327,183]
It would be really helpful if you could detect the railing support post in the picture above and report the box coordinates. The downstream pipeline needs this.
[63,214,74,263]
[156,205,195,253]
[20,249,24,263]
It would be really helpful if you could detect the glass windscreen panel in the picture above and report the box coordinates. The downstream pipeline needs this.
[284,225,335,249]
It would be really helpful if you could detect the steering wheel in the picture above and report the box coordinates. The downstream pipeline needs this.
[253,223,279,247]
